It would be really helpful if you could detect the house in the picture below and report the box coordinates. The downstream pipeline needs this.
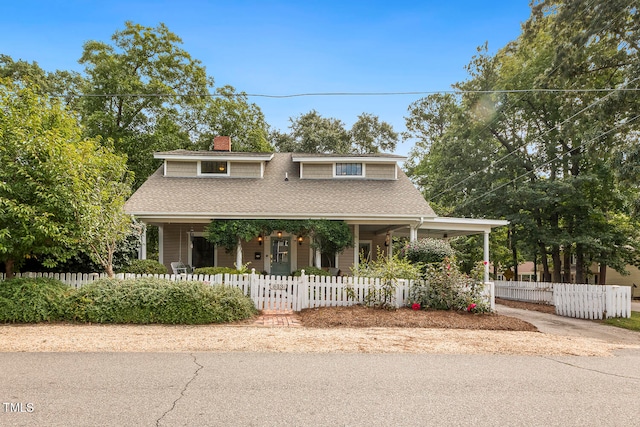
[124,136,508,278]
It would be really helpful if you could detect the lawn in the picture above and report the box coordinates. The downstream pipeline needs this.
[603,311,640,331]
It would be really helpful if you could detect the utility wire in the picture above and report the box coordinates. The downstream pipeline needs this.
[57,87,640,98]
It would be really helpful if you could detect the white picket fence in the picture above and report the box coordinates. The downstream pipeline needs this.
[494,281,554,304]
[495,280,632,319]
[554,283,631,320]
[1,270,495,312]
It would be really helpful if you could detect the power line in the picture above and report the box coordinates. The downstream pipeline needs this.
[57,87,640,98]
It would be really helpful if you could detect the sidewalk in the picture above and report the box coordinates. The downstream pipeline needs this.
[495,303,640,345]
[250,310,302,327]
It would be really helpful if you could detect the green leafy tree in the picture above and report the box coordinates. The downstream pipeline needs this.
[73,140,136,277]
[196,85,273,152]
[274,110,398,154]
[0,54,85,110]
[0,79,83,277]
[79,21,212,188]
[404,0,640,282]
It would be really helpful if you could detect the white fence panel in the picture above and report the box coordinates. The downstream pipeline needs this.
[494,281,554,304]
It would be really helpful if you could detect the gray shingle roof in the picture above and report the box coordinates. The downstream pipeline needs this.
[124,153,436,220]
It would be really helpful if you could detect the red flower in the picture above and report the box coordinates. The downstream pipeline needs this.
[483,261,488,265]
[467,303,477,312]
[411,303,421,311]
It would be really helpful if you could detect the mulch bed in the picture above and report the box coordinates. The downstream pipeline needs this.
[495,298,556,314]
[299,305,538,331]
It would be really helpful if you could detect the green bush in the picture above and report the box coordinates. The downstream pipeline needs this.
[67,277,257,324]
[0,278,71,323]
[192,266,245,276]
[399,238,456,266]
[292,266,331,277]
[350,250,423,309]
[409,257,490,312]
[118,259,168,275]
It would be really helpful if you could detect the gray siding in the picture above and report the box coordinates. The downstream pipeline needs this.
[301,163,333,179]
[166,161,197,177]
[365,163,396,180]
[230,162,262,178]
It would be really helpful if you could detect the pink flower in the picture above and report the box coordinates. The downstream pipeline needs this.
[412,303,421,311]
[467,303,477,312]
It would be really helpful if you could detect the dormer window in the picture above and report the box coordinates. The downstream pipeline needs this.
[201,161,228,175]
[335,163,363,176]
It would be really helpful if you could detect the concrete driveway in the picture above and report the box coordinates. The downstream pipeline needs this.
[496,303,640,345]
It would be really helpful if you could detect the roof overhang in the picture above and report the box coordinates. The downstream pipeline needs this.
[154,153,274,162]
[292,155,406,163]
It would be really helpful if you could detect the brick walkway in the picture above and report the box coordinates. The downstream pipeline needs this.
[251,310,302,327]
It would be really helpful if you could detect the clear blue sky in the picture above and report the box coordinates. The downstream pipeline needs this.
[1,0,532,155]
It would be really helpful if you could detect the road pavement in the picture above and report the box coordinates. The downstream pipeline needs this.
[1,350,640,426]
[2,305,640,426]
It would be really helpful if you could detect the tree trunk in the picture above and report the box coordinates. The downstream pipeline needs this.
[106,263,115,278]
[551,245,562,283]
[4,259,15,280]
[599,264,607,285]
[575,244,585,284]
[538,242,551,281]
[563,251,572,283]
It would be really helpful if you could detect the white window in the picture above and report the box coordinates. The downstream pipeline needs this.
[335,163,362,176]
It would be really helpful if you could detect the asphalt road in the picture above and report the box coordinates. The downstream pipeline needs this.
[2,350,640,426]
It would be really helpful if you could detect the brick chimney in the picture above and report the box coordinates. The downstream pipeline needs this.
[213,136,231,151]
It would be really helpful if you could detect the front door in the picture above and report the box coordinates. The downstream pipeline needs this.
[270,237,291,276]
[191,236,215,268]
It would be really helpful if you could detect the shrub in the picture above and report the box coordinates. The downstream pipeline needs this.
[292,267,331,277]
[409,257,490,312]
[349,250,423,309]
[399,238,456,266]
[193,266,245,276]
[0,278,71,323]
[67,277,257,324]
[118,259,168,275]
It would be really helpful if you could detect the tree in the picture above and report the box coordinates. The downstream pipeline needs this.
[195,85,273,152]
[350,113,398,154]
[404,0,640,282]
[274,110,398,154]
[0,54,85,110]
[79,21,212,188]
[73,140,136,277]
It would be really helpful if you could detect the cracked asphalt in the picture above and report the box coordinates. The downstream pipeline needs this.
[2,305,640,426]
[2,349,640,426]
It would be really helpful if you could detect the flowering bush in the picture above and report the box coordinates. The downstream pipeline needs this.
[399,238,456,267]
[349,249,422,309]
[409,257,490,312]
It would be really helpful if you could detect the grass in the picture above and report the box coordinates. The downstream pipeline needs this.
[603,311,640,331]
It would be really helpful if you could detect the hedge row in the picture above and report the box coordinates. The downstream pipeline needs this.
[0,277,257,324]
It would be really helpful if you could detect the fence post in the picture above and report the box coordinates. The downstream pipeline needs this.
[299,270,307,310]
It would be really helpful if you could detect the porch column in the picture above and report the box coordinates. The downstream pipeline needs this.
[353,224,360,268]
[483,230,490,282]
[236,238,243,270]
[158,225,164,265]
[138,224,147,260]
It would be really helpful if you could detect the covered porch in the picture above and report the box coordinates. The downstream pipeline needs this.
[139,216,507,280]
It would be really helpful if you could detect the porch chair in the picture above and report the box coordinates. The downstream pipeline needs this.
[171,261,193,275]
